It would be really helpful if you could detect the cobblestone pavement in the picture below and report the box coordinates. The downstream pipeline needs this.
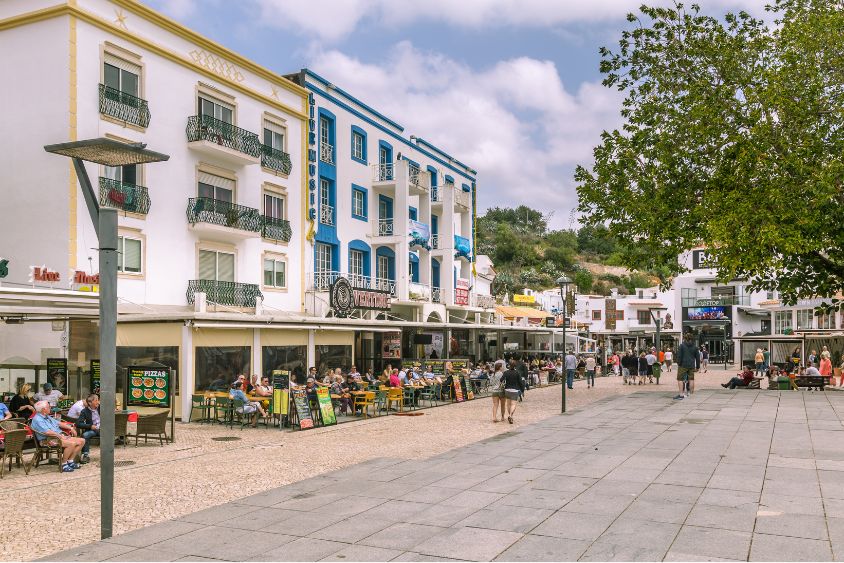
[39,379,844,562]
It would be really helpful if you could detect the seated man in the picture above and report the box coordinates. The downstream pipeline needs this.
[67,397,87,420]
[34,383,63,408]
[229,381,267,427]
[30,400,85,473]
[722,366,755,389]
[74,394,100,463]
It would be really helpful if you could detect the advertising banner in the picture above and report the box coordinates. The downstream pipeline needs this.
[455,278,470,306]
[686,307,729,321]
[383,331,402,359]
[403,359,468,375]
[127,366,170,408]
[513,294,535,305]
[316,387,336,426]
[271,370,290,416]
[90,359,100,395]
[46,358,68,394]
[409,220,431,249]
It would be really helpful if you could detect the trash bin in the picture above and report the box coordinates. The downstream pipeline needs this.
[777,376,791,391]
[652,363,661,384]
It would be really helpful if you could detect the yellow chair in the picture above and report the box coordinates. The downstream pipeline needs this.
[386,388,403,412]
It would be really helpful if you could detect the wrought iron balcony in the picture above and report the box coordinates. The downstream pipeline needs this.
[186,115,261,158]
[320,204,335,226]
[260,144,292,175]
[98,177,150,215]
[432,286,442,303]
[375,277,397,297]
[98,84,150,128]
[377,219,394,236]
[186,197,262,232]
[320,142,334,164]
[261,216,292,242]
[187,279,262,308]
[373,163,394,182]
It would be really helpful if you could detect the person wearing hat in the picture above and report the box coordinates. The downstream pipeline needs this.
[34,382,64,408]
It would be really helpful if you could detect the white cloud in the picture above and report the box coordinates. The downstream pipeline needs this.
[253,0,768,42]
[309,42,625,222]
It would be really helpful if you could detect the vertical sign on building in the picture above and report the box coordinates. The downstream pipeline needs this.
[605,298,617,331]
[46,358,68,394]
[455,278,470,306]
[90,359,101,395]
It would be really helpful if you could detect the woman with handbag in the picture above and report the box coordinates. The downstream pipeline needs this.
[502,363,525,425]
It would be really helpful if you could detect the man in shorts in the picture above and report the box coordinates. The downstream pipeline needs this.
[675,333,700,400]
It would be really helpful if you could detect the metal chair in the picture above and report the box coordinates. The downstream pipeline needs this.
[188,394,211,423]
[418,384,438,407]
[402,387,417,410]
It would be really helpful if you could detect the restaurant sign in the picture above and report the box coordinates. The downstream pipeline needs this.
[513,294,535,305]
[127,366,171,408]
[271,370,289,416]
[47,358,68,394]
[316,387,336,426]
[30,265,61,283]
[90,359,100,395]
[291,387,314,429]
[330,276,391,318]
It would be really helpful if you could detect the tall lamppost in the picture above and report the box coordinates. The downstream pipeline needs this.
[557,275,572,414]
[648,306,667,383]
[44,138,169,539]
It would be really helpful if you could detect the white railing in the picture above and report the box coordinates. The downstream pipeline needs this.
[473,293,496,309]
[310,271,372,291]
[320,142,334,164]
[375,277,397,297]
[409,166,430,190]
[431,234,439,249]
[377,219,394,236]
[455,188,471,209]
[430,187,444,203]
[372,163,394,182]
[409,282,431,302]
[320,204,335,226]
[432,287,441,303]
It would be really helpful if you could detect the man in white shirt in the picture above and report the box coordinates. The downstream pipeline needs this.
[564,352,577,390]
[67,398,87,419]
[34,383,64,408]
[585,356,597,389]
[645,349,658,383]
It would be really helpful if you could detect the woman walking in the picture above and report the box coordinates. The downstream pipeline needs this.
[489,360,506,422]
[585,355,596,388]
[502,362,524,424]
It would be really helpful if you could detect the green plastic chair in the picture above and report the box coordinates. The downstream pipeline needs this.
[188,394,210,423]
[214,397,234,427]
[418,384,438,407]
[402,387,417,410]
[374,390,388,416]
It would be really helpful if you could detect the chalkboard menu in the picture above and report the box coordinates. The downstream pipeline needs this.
[90,359,100,395]
[291,387,314,429]
[127,366,170,407]
[403,359,468,375]
[316,387,336,426]
[271,370,289,416]
[47,358,68,394]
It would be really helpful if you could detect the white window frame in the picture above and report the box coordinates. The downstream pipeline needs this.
[263,255,287,289]
[117,234,143,275]
[818,312,835,330]
[198,95,233,124]
[377,255,389,280]
[263,120,286,151]
[198,248,236,282]
[775,310,793,334]
[352,131,365,161]
[352,189,365,218]
[349,250,364,278]
[796,309,813,330]
[315,243,333,273]
[264,192,285,220]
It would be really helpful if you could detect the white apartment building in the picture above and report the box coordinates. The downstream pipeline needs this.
[0,0,307,416]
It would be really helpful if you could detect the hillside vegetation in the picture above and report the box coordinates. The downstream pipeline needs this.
[476,206,663,297]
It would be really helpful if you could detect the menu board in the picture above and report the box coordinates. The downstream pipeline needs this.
[271,370,290,416]
[47,358,68,394]
[291,387,314,429]
[90,359,101,395]
[316,387,336,426]
[127,366,170,408]
[403,359,468,376]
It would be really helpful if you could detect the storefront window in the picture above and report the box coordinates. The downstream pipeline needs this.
[262,346,306,384]
[775,311,792,334]
[315,345,351,375]
[451,329,471,357]
[117,346,179,397]
[195,346,250,391]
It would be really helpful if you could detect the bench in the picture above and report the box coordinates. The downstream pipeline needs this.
[793,375,830,390]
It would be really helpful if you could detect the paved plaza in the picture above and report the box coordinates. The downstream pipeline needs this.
[43,387,844,562]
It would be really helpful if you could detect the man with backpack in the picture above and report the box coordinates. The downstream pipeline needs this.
[675,333,700,400]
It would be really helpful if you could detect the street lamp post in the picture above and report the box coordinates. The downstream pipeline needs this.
[648,306,667,383]
[557,275,572,414]
[45,139,168,539]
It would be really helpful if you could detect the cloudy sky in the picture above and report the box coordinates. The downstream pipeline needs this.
[147,0,766,228]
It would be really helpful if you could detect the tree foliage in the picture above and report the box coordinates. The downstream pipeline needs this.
[576,0,844,307]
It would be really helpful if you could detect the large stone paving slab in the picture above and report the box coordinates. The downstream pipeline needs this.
[40,389,844,562]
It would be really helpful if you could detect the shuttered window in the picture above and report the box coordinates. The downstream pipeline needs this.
[118,236,142,274]
[103,54,140,97]
[197,172,234,202]
[263,258,286,288]
[198,249,235,282]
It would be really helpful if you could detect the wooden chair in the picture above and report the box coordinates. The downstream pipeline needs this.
[0,429,30,478]
[386,388,403,412]
[132,411,169,446]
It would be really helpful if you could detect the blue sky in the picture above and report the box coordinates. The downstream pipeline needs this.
[147,0,766,228]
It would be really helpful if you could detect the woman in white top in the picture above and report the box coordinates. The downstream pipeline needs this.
[585,356,597,388]
[664,349,673,372]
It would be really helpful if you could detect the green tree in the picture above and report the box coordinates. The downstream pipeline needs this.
[574,269,594,293]
[576,0,844,307]
[576,224,617,257]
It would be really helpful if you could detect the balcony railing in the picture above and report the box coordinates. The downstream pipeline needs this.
[260,144,292,175]
[186,197,262,232]
[431,234,439,249]
[432,287,441,303]
[186,115,261,158]
[98,177,150,215]
[409,166,430,190]
[310,271,373,291]
[375,277,397,297]
[473,294,496,309]
[377,219,394,236]
[187,280,262,308]
[373,163,394,182]
[409,282,431,302]
[98,84,150,128]
[320,204,335,226]
[261,216,292,242]
[320,142,334,164]
[455,189,471,209]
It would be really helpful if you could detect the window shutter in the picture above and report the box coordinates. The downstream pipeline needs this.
[218,252,235,282]
[197,172,234,191]
[275,261,286,287]
[104,53,141,75]
[124,238,142,272]
[264,259,273,286]
[198,250,216,280]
